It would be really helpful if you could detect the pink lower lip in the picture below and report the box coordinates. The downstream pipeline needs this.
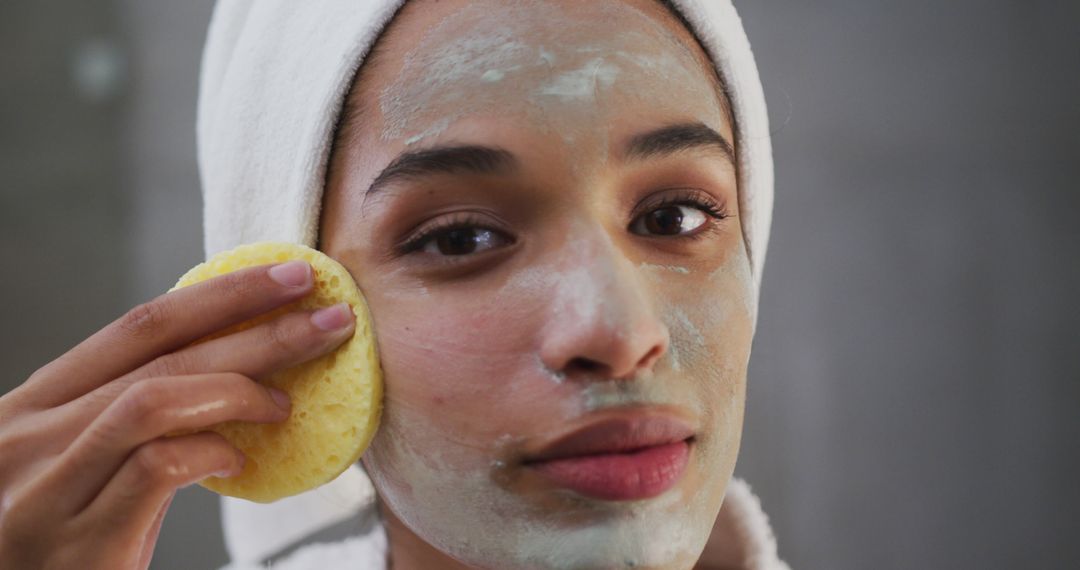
[528,440,690,501]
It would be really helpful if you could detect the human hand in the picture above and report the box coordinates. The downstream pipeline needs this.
[0,260,355,569]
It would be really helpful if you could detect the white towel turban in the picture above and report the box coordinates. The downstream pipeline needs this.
[198,0,776,566]
[198,0,773,294]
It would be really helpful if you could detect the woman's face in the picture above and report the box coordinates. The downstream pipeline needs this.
[320,0,755,568]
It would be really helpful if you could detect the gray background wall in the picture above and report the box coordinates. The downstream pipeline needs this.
[2,1,1077,569]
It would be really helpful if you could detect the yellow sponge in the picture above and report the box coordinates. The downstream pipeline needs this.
[170,242,382,503]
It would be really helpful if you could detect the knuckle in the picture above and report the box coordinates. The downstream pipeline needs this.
[0,496,27,539]
[0,398,16,423]
[265,316,304,356]
[26,361,56,387]
[115,381,170,428]
[143,350,193,379]
[206,434,240,472]
[119,299,170,342]
[218,373,257,411]
[0,484,45,539]
[223,372,258,397]
[215,269,261,303]
[0,486,24,521]
[0,424,30,470]
[220,371,252,387]
[131,442,183,485]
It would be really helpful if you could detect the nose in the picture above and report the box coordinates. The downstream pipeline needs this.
[537,238,670,382]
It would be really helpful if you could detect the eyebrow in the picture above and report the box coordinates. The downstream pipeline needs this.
[365,145,517,198]
[623,122,735,166]
[364,121,734,198]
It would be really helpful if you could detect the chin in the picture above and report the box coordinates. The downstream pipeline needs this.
[368,433,726,570]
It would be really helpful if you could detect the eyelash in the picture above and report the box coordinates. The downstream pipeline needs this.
[634,189,733,231]
[395,212,500,256]
[394,190,733,256]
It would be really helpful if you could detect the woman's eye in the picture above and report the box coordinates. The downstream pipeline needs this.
[418,226,509,256]
[630,204,709,236]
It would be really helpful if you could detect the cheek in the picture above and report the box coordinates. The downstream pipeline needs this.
[649,255,754,462]
[364,291,565,464]
[698,262,754,462]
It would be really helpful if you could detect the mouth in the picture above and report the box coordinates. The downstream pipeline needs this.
[521,410,695,501]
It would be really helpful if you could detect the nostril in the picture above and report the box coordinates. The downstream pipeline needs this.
[566,357,607,376]
[639,344,664,370]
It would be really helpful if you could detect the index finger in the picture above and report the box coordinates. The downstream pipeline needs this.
[21,260,313,409]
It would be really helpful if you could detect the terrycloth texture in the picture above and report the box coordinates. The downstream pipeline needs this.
[220,520,387,570]
[716,479,792,570]
[219,462,377,564]
[199,0,780,568]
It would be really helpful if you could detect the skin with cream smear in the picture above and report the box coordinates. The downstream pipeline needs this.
[319,0,756,568]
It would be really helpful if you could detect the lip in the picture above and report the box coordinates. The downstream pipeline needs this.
[522,409,696,501]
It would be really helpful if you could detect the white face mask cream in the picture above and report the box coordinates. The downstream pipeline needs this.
[363,245,754,570]
[376,0,725,175]
[329,1,754,568]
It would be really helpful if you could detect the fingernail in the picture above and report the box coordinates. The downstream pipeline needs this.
[217,452,245,478]
[268,387,291,411]
[268,260,311,288]
[311,303,353,331]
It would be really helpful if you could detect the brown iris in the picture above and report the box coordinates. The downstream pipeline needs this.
[644,206,686,235]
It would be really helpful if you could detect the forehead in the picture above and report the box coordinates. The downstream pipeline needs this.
[350,0,731,153]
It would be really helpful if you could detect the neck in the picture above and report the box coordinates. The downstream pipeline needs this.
[379,501,473,570]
